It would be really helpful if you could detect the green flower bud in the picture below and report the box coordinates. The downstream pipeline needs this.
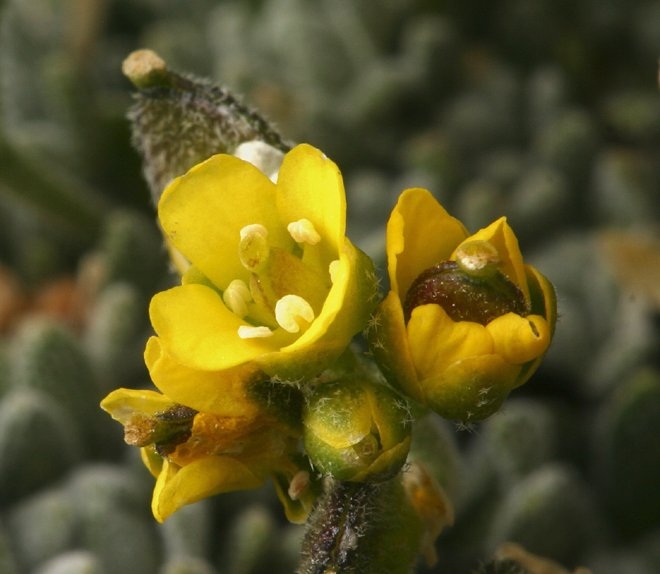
[303,378,411,482]
[122,49,290,202]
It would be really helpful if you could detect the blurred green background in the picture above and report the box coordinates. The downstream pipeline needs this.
[0,1,659,573]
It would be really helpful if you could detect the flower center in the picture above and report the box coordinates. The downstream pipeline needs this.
[232,221,334,339]
[404,240,529,325]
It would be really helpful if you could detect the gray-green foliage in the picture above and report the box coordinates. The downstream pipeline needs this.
[0,389,82,503]
[482,400,557,483]
[486,464,599,565]
[0,521,19,574]
[32,551,105,574]
[595,369,660,539]
[10,319,103,449]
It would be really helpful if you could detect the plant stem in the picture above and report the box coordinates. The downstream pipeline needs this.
[297,476,424,574]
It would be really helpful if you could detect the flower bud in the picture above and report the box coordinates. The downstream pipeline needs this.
[122,49,290,202]
[303,379,411,482]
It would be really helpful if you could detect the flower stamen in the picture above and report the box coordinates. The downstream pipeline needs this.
[238,325,274,339]
[329,259,340,284]
[287,218,321,245]
[455,240,501,277]
[223,279,253,317]
[239,224,270,272]
[275,294,315,333]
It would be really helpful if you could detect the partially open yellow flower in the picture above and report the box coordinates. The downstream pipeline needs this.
[100,388,313,522]
[370,188,556,422]
[149,144,376,413]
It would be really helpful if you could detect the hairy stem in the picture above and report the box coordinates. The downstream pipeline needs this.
[298,476,423,574]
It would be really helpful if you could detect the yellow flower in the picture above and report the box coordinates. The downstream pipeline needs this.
[148,143,377,413]
[370,188,556,422]
[100,388,313,522]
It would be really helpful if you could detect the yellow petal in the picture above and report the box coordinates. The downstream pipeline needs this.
[261,241,377,380]
[158,154,293,290]
[456,217,529,301]
[149,284,290,371]
[407,304,493,382]
[100,388,175,425]
[181,264,215,288]
[152,457,263,522]
[144,337,262,417]
[276,144,345,264]
[141,446,163,478]
[272,471,316,524]
[486,313,551,365]
[265,247,330,312]
[387,188,468,297]
[525,265,557,333]
[422,355,521,421]
[283,243,354,350]
[368,291,421,401]
[351,437,412,482]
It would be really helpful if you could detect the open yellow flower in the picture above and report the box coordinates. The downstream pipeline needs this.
[370,188,556,422]
[100,388,313,522]
[149,143,376,413]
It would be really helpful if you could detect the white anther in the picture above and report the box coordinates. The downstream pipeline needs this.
[222,279,252,318]
[329,259,340,284]
[287,218,321,245]
[455,240,501,277]
[239,224,270,272]
[237,325,274,339]
[240,223,268,241]
[275,294,315,333]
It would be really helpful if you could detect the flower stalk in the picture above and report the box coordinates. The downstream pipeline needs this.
[297,477,423,574]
